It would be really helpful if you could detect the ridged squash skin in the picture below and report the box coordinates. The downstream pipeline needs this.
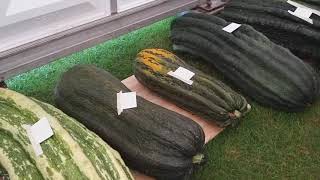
[170,13,320,111]
[218,0,320,60]
[134,48,251,127]
[299,0,320,6]
[54,65,206,180]
[0,88,134,180]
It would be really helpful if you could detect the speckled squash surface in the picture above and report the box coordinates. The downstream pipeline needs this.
[135,49,251,127]
[0,88,133,180]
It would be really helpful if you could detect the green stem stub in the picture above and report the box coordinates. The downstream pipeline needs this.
[233,110,242,118]
[192,154,205,164]
[229,110,242,120]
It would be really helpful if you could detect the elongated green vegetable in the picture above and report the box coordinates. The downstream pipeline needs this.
[170,13,320,111]
[134,48,251,127]
[218,0,320,59]
[54,65,206,180]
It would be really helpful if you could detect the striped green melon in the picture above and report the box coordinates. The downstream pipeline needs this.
[0,88,134,180]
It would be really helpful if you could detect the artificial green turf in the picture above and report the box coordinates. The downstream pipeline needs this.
[6,17,320,179]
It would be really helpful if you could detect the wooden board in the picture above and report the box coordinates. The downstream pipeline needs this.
[122,75,224,180]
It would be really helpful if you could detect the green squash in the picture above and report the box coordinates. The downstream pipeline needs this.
[218,0,320,60]
[134,48,251,127]
[0,88,133,180]
[170,13,320,111]
[54,65,206,180]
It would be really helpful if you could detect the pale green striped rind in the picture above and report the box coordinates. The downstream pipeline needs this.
[33,99,134,180]
[0,88,133,180]
[0,95,86,180]
[0,130,43,180]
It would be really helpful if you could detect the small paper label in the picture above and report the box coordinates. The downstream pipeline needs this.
[295,7,313,18]
[222,23,241,33]
[23,117,54,156]
[30,118,54,143]
[117,91,137,115]
[287,0,320,24]
[288,7,313,24]
[168,67,195,85]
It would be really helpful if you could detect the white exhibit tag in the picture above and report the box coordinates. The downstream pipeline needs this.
[222,23,241,33]
[23,117,54,156]
[289,7,313,24]
[117,91,137,115]
[287,0,320,24]
[167,67,195,85]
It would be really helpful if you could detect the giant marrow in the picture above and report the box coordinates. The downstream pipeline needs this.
[0,88,134,180]
[134,48,251,127]
[218,0,320,60]
[170,13,320,111]
[54,65,206,180]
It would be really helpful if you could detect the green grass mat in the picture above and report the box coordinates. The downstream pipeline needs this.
[6,17,320,179]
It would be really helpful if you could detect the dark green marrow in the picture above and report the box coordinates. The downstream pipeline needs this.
[218,0,320,60]
[54,65,206,180]
[170,13,320,111]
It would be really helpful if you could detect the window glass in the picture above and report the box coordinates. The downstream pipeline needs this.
[117,0,158,12]
[0,0,110,52]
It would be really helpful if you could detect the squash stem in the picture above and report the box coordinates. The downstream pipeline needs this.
[228,110,241,119]
[192,154,205,164]
[233,110,241,118]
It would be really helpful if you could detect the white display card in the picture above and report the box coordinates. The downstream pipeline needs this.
[167,67,195,85]
[222,23,241,33]
[287,0,320,24]
[117,91,137,115]
[23,117,54,156]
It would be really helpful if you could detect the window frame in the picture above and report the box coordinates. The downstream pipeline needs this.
[0,0,224,81]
